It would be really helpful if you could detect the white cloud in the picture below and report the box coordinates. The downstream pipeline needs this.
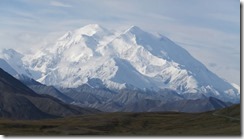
[50,1,72,7]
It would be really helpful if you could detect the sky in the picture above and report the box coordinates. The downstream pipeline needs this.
[0,0,240,85]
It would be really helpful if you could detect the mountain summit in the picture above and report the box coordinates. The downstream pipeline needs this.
[1,24,240,103]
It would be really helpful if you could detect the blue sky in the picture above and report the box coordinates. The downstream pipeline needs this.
[0,0,240,85]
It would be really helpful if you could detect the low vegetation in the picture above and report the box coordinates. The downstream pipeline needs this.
[0,104,240,136]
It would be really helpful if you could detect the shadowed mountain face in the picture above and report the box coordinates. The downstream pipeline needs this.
[61,85,229,113]
[28,85,74,103]
[17,74,74,104]
[0,68,99,120]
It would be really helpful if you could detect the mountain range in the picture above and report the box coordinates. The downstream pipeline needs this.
[0,24,240,113]
[0,68,99,120]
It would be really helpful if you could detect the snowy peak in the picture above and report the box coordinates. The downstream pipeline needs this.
[75,24,105,36]
[55,24,113,55]
[121,25,153,45]
[71,24,111,40]
[57,24,108,49]
[58,24,107,41]
[124,25,145,35]
[0,24,240,103]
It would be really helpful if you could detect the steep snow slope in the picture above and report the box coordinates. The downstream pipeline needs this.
[1,24,240,103]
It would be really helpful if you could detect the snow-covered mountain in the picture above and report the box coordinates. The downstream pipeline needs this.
[0,24,240,103]
[0,58,18,76]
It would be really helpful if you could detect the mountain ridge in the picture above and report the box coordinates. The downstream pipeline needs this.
[0,68,99,120]
[0,24,239,103]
